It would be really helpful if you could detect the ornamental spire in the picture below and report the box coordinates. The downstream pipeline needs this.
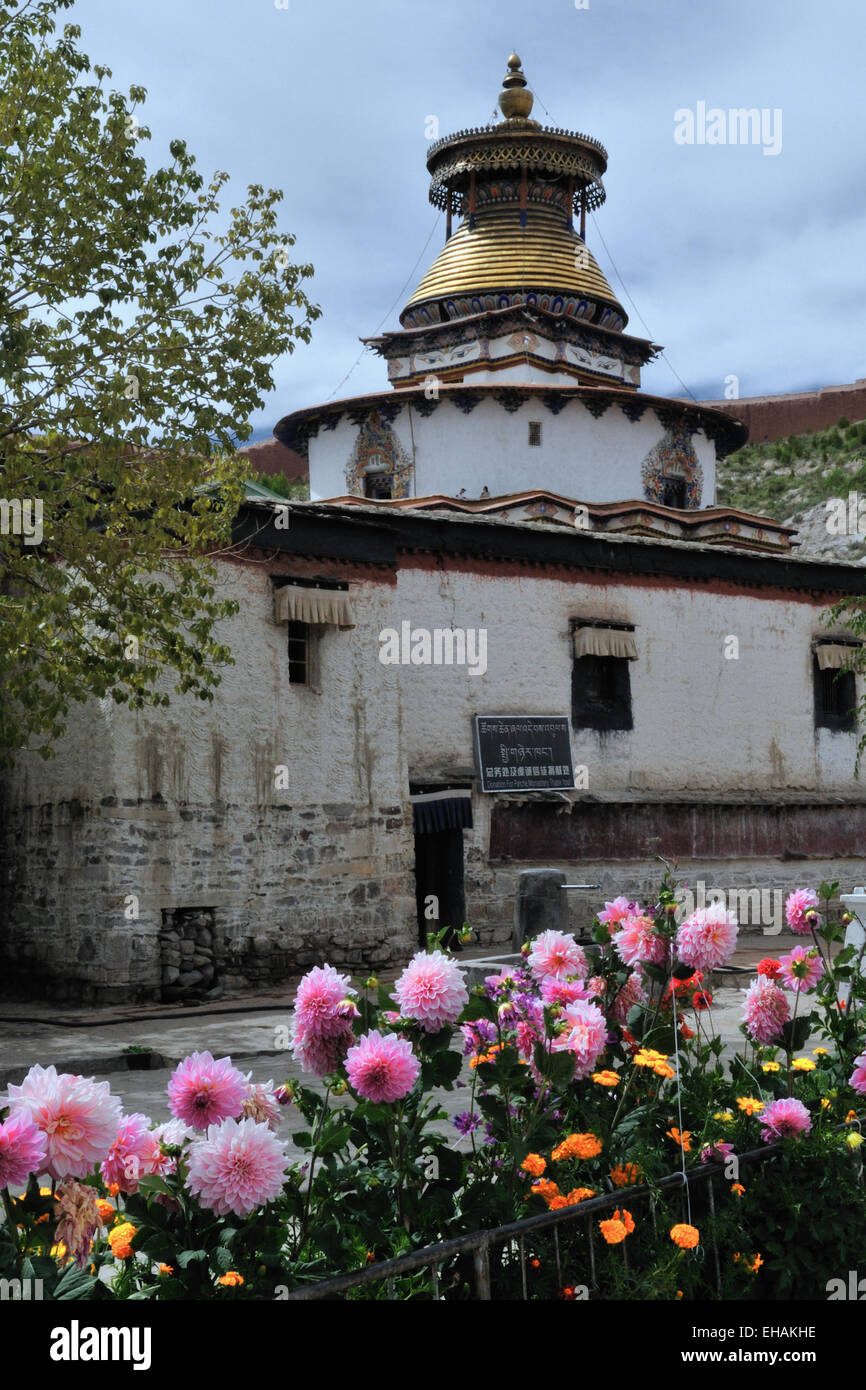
[497,53,534,121]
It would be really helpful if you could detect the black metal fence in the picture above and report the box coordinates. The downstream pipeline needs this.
[284,1140,783,1301]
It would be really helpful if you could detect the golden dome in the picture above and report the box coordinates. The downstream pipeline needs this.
[401,204,626,328]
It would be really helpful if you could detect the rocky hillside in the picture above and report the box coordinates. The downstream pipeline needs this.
[717,417,866,563]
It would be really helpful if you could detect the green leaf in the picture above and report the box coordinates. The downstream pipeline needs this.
[54,1267,99,1300]
[317,1124,351,1156]
[136,1174,177,1199]
[177,1249,208,1269]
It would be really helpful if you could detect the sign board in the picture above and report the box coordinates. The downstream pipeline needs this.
[474,715,575,793]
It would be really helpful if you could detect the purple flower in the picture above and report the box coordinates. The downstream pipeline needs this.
[453,1112,482,1135]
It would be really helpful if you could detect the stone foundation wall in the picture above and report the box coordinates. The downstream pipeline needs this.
[0,795,417,1005]
[465,854,861,948]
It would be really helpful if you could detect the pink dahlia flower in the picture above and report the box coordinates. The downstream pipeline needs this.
[541,976,592,1006]
[5,1065,121,1180]
[187,1117,288,1217]
[849,1053,866,1095]
[700,1141,735,1165]
[345,1030,420,1103]
[613,915,666,969]
[293,963,356,1036]
[54,1180,102,1269]
[552,999,608,1079]
[742,976,790,1044]
[150,1118,193,1176]
[778,946,824,994]
[167,1052,248,1132]
[758,1098,812,1142]
[0,1110,48,1190]
[597,896,640,935]
[241,1082,282,1131]
[676,904,738,972]
[527,931,588,982]
[611,971,647,1025]
[290,964,358,1074]
[785,888,820,935]
[392,950,468,1032]
[100,1113,161,1193]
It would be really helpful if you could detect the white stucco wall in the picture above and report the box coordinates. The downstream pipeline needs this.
[3,545,861,999]
[308,397,717,507]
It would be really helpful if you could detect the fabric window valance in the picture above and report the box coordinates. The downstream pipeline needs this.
[274,586,354,629]
[814,642,861,671]
[573,626,638,660]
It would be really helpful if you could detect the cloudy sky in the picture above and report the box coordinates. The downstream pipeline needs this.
[64,0,866,438]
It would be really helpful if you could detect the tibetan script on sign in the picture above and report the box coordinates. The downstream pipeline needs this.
[474,715,575,793]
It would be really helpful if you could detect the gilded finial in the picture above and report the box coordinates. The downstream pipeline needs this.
[498,53,534,120]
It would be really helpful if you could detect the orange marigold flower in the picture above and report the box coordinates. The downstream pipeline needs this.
[599,1217,628,1245]
[670,1223,700,1249]
[218,1271,244,1287]
[666,1127,692,1152]
[845,1110,858,1123]
[634,1048,669,1069]
[107,1183,121,1198]
[551,1132,603,1162]
[548,1194,569,1210]
[676,1290,683,1299]
[731,1183,746,1197]
[531,1178,560,1202]
[748,1254,763,1274]
[610,1162,642,1187]
[158,1264,173,1276]
[521,1153,547,1177]
[592,1070,620,1087]
[559,1285,577,1300]
[736,1096,764,1116]
[107,1222,137,1259]
[566,1187,596,1204]
[529,1257,541,1269]
[614,1207,635,1233]
[469,1045,503,1069]
[96,1199,115,1225]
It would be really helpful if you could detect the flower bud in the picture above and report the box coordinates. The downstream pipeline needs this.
[365,975,379,990]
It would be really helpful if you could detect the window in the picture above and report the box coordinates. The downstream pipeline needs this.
[571,622,636,732]
[813,643,859,732]
[572,655,633,731]
[364,471,392,499]
[288,621,310,685]
[528,420,542,447]
[660,476,687,508]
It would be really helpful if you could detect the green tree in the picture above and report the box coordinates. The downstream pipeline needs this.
[0,0,319,758]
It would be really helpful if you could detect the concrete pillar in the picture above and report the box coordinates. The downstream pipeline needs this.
[514,868,568,952]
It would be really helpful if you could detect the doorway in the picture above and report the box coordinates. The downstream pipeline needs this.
[409,784,473,949]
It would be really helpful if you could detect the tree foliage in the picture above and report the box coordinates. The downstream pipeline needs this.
[0,0,320,758]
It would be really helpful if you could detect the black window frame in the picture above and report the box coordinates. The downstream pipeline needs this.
[813,654,857,732]
[288,620,311,685]
[660,475,687,509]
[572,652,634,732]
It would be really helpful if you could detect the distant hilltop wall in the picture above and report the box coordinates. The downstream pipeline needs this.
[699,379,866,445]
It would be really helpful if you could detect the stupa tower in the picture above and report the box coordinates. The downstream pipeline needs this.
[277,56,749,523]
